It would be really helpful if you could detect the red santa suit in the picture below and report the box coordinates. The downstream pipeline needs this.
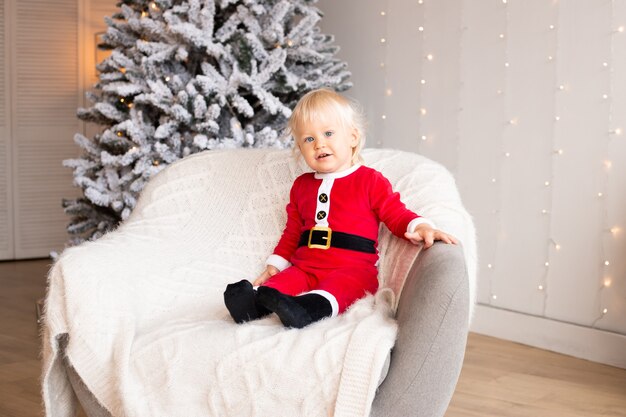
[262,164,433,316]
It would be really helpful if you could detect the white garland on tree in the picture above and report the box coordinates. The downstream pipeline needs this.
[63,0,351,244]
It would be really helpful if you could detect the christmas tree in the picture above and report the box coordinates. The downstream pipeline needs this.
[63,0,351,244]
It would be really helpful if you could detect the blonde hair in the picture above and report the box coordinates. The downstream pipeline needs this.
[287,88,367,165]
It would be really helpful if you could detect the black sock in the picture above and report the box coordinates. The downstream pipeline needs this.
[256,286,332,329]
[223,280,270,324]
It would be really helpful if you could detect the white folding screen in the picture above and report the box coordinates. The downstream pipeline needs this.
[0,0,117,260]
[11,0,81,259]
[0,0,12,259]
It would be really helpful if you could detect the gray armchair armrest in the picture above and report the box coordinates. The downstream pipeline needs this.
[371,242,469,417]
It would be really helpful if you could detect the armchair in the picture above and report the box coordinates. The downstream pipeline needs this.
[42,148,476,417]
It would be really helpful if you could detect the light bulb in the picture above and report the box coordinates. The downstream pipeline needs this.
[603,308,608,314]
[380,38,386,43]
[492,294,498,300]
[545,262,550,267]
[499,33,505,39]
[426,54,434,61]
[418,26,424,32]
[604,260,610,266]
[603,62,609,67]
[381,115,387,120]
[603,94,609,99]
[538,285,544,290]
[421,135,427,141]
[420,79,426,84]
[487,263,493,269]
[380,11,386,16]
[555,116,561,121]
[544,181,550,186]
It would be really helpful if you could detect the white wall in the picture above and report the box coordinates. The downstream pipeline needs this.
[318,0,626,367]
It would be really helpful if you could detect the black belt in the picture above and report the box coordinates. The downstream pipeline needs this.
[298,227,376,254]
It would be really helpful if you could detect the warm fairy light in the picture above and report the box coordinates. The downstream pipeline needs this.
[555,116,561,121]
[420,79,426,84]
[499,33,505,39]
[117,132,123,137]
[604,278,612,287]
[548,55,554,61]
[509,118,518,125]
[120,98,125,103]
[598,192,604,197]
[504,62,510,67]
[487,263,493,269]
[544,181,550,186]
[604,160,612,169]
[554,149,564,155]
[420,108,427,115]
[618,26,625,33]
[421,135,427,141]
[613,128,622,135]
[603,94,609,99]
[418,26,424,32]
[603,62,609,67]
[165,76,170,81]
[610,226,621,236]
[545,262,550,267]
[385,88,393,96]
[426,54,434,61]
[555,244,561,250]
[603,308,608,314]
[505,152,511,157]
[549,24,556,30]
[559,84,566,91]
[604,260,610,266]
[120,67,127,73]
[538,285,544,290]
[380,11,386,16]
[381,115,387,120]
[380,38,386,43]
[491,178,497,183]
[542,209,548,214]
[492,294,498,300]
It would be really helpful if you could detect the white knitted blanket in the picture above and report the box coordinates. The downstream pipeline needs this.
[41,149,476,417]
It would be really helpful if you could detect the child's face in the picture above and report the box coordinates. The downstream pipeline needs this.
[294,115,358,174]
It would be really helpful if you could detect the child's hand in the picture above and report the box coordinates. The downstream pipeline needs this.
[253,265,279,286]
[404,224,458,249]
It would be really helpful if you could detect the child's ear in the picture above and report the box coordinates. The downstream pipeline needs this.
[350,128,359,147]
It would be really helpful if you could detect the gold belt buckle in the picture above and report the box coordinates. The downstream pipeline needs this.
[308,226,332,249]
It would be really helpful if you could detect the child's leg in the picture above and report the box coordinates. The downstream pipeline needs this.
[314,267,379,315]
[261,266,313,295]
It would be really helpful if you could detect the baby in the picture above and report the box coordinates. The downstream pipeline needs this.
[224,88,457,328]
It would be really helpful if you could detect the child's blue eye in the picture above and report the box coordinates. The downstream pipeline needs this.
[304,137,314,143]
[324,131,333,137]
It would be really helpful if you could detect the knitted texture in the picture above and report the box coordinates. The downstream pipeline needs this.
[41,148,476,417]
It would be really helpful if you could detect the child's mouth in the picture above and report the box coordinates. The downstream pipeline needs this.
[317,153,332,159]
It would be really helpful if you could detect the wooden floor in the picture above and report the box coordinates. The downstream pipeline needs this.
[1,259,625,417]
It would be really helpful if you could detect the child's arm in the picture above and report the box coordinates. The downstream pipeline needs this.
[404,223,458,249]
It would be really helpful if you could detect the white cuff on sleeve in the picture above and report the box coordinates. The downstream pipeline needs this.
[266,254,291,272]
[407,217,436,233]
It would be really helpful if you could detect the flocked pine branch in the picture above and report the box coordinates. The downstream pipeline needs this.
[63,0,351,245]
